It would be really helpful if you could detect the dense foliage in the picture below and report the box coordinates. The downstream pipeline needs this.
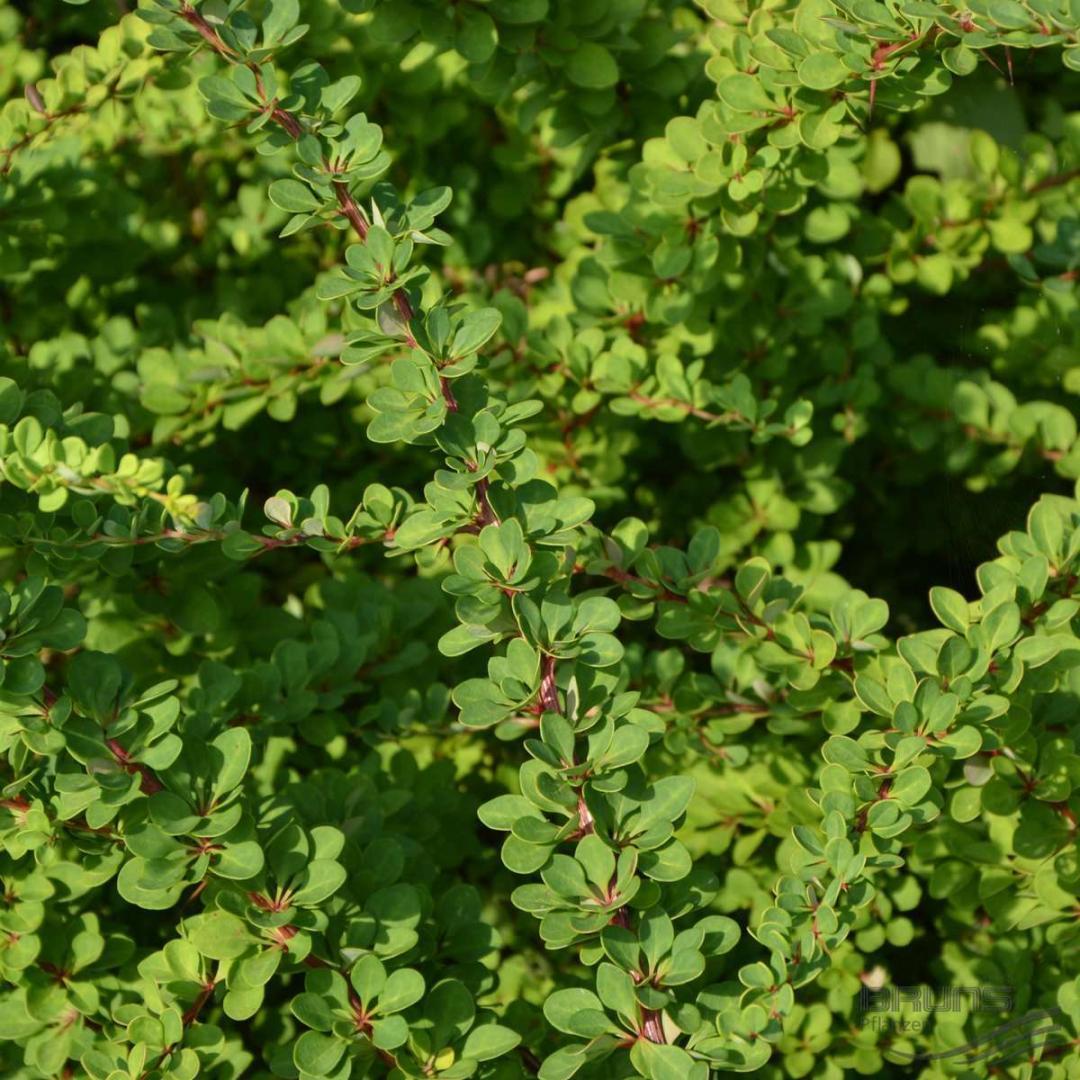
[2,1,1080,1077]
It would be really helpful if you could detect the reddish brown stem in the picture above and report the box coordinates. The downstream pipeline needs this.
[180,878,209,910]
[177,0,474,392]
[181,982,215,1027]
[270,106,303,139]
[1027,167,1080,194]
[475,477,498,527]
[518,1047,542,1074]
[641,1008,667,1044]
[1052,801,1078,831]
[334,181,369,240]
[602,565,684,603]
[575,792,595,838]
[391,288,419,349]
[2,97,97,175]
[139,979,215,1079]
[178,5,237,59]
[629,390,737,424]
[106,738,163,795]
[540,655,560,713]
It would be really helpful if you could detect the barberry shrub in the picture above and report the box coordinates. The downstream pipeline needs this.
[1,1,1080,1077]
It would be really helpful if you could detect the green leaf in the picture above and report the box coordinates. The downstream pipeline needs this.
[450,309,502,359]
[291,859,347,905]
[823,736,868,771]
[457,9,498,63]
[717,73,775,112]
[372,1014,409,1049]
[184,911,255,960]
[478,794,538,830]
[798,53,849,89]
[425,979,475,1043]
[543,988,606,1035]
[890,766,932,807]
[929,586,969,633]
[264,0,301,43]
[565,43,619,89]
[640,776,695,826]
[1014,634,1078,668]
[269,179,322,214]
[293,1030,345,1076]
[596,963,637,1023]
[211,728,251,797]
[439,623,501,657]
[321,75,361,114]
[351,954,387,1003]
[141,384,191,416]
[630,1041,699,1080]
[378,967,425,1014]
[0,378,23,424]
[461,1023,522,1061]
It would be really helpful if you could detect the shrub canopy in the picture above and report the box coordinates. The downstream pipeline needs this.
[2,1,1080,1078]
